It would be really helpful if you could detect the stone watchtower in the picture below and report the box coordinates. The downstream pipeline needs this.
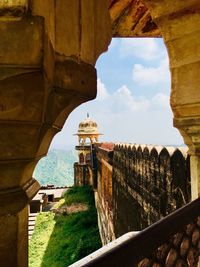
[74,114,101,186]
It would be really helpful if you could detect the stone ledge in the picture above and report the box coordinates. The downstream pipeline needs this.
[0,178,40,216]
[174,116,200,127]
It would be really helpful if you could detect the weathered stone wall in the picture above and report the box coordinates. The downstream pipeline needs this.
[113,144,191,237]
[95,144,115,245]
[0,1,112,265]
[74,163,90,186]
[95,143,191,244]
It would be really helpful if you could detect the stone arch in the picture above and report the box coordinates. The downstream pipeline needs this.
[143,0,200,199]
[2,1,200,265]
[0,1,112,265]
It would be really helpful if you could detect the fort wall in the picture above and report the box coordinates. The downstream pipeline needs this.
[93,143,191,244]
[95,144,115,245]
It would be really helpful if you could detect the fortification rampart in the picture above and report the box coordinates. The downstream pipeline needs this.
[95,144,115,245]
[94,143,191,244]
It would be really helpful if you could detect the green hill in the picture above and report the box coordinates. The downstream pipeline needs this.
[33,149,78,187]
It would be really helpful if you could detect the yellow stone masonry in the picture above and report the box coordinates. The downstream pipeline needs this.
[0,0,200,266]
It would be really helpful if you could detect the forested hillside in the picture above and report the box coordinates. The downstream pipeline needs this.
[33,149,78,186]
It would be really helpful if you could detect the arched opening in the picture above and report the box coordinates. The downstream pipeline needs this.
[30,37,185,265]
[2,2,200,267]
[50,37,182,148]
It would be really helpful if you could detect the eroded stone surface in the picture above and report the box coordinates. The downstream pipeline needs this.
[0,1,112,266]
[109,0,161,37]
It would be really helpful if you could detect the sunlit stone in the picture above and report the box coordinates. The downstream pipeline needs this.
[0,0,28,20]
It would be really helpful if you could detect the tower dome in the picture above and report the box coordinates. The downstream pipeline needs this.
[75,114,102,144]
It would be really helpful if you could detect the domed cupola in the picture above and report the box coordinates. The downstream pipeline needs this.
[75,113,102,144]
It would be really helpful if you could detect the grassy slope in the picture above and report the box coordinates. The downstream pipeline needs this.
[29,186,101,267]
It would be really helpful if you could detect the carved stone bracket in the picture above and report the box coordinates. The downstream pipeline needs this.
[174,117,200,156]
[0,178,40,216]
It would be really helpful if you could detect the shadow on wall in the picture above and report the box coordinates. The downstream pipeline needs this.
[112,144,191,236]
[94,143,191,242]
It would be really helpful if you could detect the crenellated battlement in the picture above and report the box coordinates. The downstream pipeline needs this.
[89,143,191,245]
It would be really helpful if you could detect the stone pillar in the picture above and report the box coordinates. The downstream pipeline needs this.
[0,1,111,266]
[0,207,28,267]
[144,0,200,199]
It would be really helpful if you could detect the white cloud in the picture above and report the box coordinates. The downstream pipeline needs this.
[51,80,182,149]
[132,57,170,87]
[97,78,109,100]
[88,79,170,119]
[96,80,169,112]
[120,38,166,61]
[50,39,183,150]
[113,85,150,112]
[152,93,170,109]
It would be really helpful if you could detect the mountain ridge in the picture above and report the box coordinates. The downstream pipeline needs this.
[33,149,78,187]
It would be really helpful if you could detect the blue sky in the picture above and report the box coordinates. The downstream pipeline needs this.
[51,38,183,149]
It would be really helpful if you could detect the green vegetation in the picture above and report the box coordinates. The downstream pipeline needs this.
[33,149,78,187]
[29,186,101,267]
[62,186,95,206]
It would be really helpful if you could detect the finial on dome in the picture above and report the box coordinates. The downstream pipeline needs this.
[74,114,103,144]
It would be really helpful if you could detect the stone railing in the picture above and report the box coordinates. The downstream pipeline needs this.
[69,197,200,267]
[112,144,191,236]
